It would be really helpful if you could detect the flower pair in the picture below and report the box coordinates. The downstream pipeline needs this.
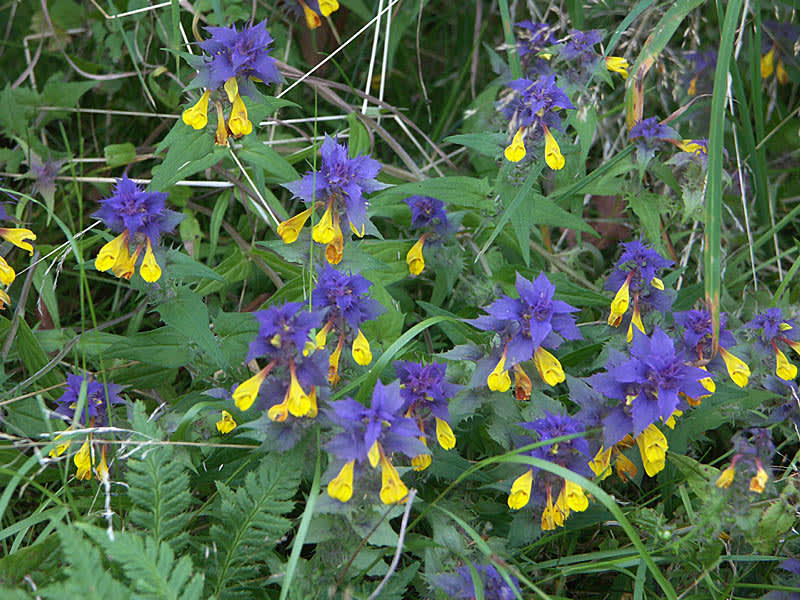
[404,195,451,276]
[0,204,36,309]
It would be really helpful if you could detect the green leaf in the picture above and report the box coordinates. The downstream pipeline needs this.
[156,287,226,368]
[238,137,299,184]
[151,122,226,190]
[104,142,136,167]
[371,176,493,211]
[444,133,504,157]
[628,191,664,253]
[346,112,370,157]
[105,327,196,368]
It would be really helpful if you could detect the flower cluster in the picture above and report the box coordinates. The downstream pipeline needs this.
[93,176,183,283]
[287,0,340,29]
[674,308,750,389]
[182,21,281,144]
[499,74,574,169]
[325,381,426,504]
[746,308,800,382]
[507,412,591,531]
[0,203,36,309]
[515,21,557,77]
[49,374,124,481]
[589,327,710,474]
[232,302,327,422]
[394,360,461,470]
[761,21,797,84]
[605,239,672,340]
[629,117,679,163]
[716,428,775,494]
[433,563,520,600]
[471,272,581,394]
[311,265,384,384]
[405,195,451,276]
[683,49,717,96]
[277,136,387,264]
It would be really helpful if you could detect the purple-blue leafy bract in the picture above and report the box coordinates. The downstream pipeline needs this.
[674,309,737,359]
[406,195,450,236]
[589,326,710,445]
[470,272,581,390]
[433,563,520,600]
[53,374,123,427]
[191,21,281,97]
[516,21,557,77]
[247,302,322,363]
[279,136,388,264]
[560,29,603,64]
[683,49,717,96]
[522,411,590,472]
[502,74,574,134]
[93,175,183,283]
[629,117,679,162]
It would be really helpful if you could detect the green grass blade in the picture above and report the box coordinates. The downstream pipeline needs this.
[497,0,522,80]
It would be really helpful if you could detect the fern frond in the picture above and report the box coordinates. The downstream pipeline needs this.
[39,525,130,599]
[126,401,192,549]
[82,524,204,600]
[208,452,301,600]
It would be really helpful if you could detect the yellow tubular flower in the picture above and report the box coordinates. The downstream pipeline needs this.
[379,455,408,504]
[688,74,698,96]
[328,335,344,385]
[216,410,237,434]
[0,288,9,310]
[716,464,736,489]
[513,364,532,401]
[228,94,253,137]
[541,489,564,530]
[776,60,788,84]
[749,464,768,493]
[533,346,565,386]
[0,228,36,255]
[435,417,456,450]
[563,479,589,512]
[351,329,372,366]
[543,125,565,170]
[95,231,129,273]
[233,367,269,411]
[504,127,526,162]
[555,489,570,521]
[49,428,72,458]
[267,399,290,422]
[605,56,629,79]
[286,365,311,417]
[650,277,664,290]
[95,446,109,482]
[626,303,645,343]
[223,77,239,103]
[367,441,380,468]
[319,0,339,16]
[111,241,141,280]
[0,256,15,286]
[487,353,511,392]
[277,207,314,244]
[608,280,630,327]
[328,460,355,502]
[139,238,162,282]
[412,437,431,471]
[636,424,668,477]
[507,468,533,510]
[589,446,612,480]
[214,101,229,146]
[181,90,211,129]
[299,0,322,28]
[325,216,344,264]
[313,202,337,244]
[718,347,751,387]
[315,321,333,349]
[774,348,797,381]
[761,47,775,79]
[406,236,426,276]
[74,439,93,480]
[615,452,638,481]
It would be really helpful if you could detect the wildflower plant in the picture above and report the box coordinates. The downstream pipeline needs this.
[181,20,281,144]
[746,308,800,381]
[404,195,451,276]
[93,175,183,283]
[277,136,388,264]
[311,265,384,383]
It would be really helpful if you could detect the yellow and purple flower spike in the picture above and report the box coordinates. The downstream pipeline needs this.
[760,21,797,85]
[499,74,574,169]
[234,302,327,422]
[92,175,183,283]
[716,428,774,494]
[605,240,672,336]
[506,412,591,531]
[325,381,427,504]
[470,272,581,391]
[404,195,451,276]
[747,308,800,382]
[181,20,281,142]
[279,136,387,263]
[394,360,461,470]
[629,117,680,163]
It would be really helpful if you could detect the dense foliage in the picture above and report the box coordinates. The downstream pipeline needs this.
[1,1,799,598]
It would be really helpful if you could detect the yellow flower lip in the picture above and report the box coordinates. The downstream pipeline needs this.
[0,227,36,255]
[233,366,270,411]
[328,459,355,502]
[718,347,750,387]
[504,127,527,162]
[605,56,629,79]
[608,279,631,327]
[379,454,408,504]
[406,235,427,276]
[507,468,533,510]
[181,90,211,130]
[543,125,565,170]
[534,346,565,386]
[139,238,161,282]
[277,207,314,244]
[487,352,511,392]
[435,417,456,450]
[312,202,337,245]
[95,231,130,274]
[216,410,237,434]
[351,329,372,366]
[228,94,253,137]
[636,424,668,477]
[0,256,16,286]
